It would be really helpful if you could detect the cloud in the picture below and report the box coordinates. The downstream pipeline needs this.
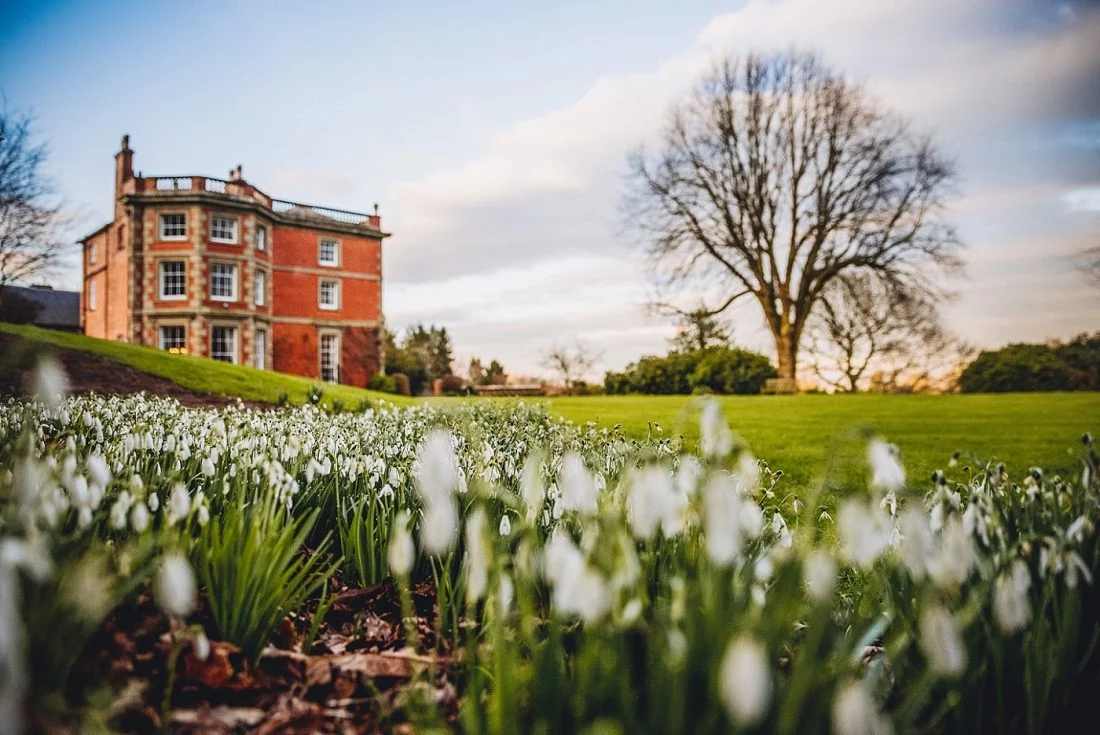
[381,0,1100,377]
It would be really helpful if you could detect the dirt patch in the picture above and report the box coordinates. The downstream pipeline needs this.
[0,332,270,409]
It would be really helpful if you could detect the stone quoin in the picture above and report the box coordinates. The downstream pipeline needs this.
[80,136,390,387]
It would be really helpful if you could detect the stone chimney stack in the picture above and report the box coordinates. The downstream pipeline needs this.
[115,134,134,197]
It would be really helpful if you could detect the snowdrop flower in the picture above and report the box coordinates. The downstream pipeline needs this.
[415,429,460,501]
[700,399,734,459]
[718,636,771,727]
[838,499,893,569]
[129,502,150,533]
[543,531,610,623]
[703,474,744,566]
[899,506,935,580]
[868,439,905,492]
[166,483,190,525]
[520,454,545,519]
[620,598,643,626]
[420,497,458,555]
[804,550,837,603]
[201,457,216,477]
[497,573,514,615]
[33,356,69,411]
[994,559,1031,634]
[192,631,210,661]
[86,454,111,493]
[927,517,975,588]
[558,452,598,514]
[147,492,159,512]
[387,511,415,577]
[919,606,966,678]
[155,552,197,618]
[626,465,675,540]
[465,509,489,603]
[498,514,512,537]
[833,681,894,735]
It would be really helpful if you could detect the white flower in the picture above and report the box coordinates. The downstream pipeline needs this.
[129,502,150,533]
[498,573,514,615]
[465,509,489,603]
[899,506,935,580]
[804,551,837,603]
[415,429,459,503]
[387,511,415,577]
[86,454,111,492]
[498,514,512,537]
[192,631,210,661]
[155,552,197,618]
[543,531,610,624]
[675,456,702,497]
[201,457,216,477]
[703,474,744,566]
[33,356,69,411]
[627,465,675,540]
[558,452,597,514]
[718,636,771,727]
[620,598,643,626]
[994,559,1031,634]
[700,399,734,459]
[838,499,892,568]
[868,439,905,492]
[833,681,894,735]
[520,454,545,519]
[167,483,190,525]
[927,517,974,588]
[919,606,966,678]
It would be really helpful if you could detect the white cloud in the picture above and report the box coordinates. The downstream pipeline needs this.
[382,0,1100,378]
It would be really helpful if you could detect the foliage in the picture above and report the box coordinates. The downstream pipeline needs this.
[368,372,397,393]
[960,334,1100,393]
[469,358,508,386]
[605,346,776,395]
[391,372,412,396]
[668,307,732,352]
[384,324,455,394]
[439,374,467,395]
[624,51,962,382]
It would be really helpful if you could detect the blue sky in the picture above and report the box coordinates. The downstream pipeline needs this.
[2,0,1098,378]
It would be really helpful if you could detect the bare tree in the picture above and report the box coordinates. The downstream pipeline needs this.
[668,305,732,352]
[540,341,600,392]
[1079,245,1100,289]
[625,51,963,385]
[0,108,71,289]
[806,272,963,392]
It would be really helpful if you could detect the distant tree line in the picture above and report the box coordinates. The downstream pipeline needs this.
[372,324,508,396]
[959,334,1100,393]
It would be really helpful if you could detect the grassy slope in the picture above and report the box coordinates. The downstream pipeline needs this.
[544,393,1100,490]
[0,322,412,408]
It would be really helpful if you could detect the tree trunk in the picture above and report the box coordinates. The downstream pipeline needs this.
[774,329,799,385]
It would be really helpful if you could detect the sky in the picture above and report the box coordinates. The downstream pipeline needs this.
[1,0,1098,380]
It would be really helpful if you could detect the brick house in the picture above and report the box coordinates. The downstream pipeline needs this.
[80,136,389,386]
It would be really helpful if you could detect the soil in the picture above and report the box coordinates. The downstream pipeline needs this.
[0,332,269,409]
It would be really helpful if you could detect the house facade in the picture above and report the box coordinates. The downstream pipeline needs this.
[81,136,389,386]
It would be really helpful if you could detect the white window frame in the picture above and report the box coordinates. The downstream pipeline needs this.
[210,261,238,302]
[88,280,96,310]
[159,212,187,241]
[158,325,187,353]
[255,327,267,369]
[89,242,97,265]
[319,331,340,383]
[254,269,266,306]
[158,260,187,301]
[319,279,340,310]
[254,224,267,252]
[210,215,239,244]
[318,238,339,267]
[210,325,238,364]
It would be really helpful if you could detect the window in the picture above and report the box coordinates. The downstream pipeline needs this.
[210,262,238,301]
[319,279,339,310]
[210,215,238,243]
[211,326,237,363]
[255,328,266,369]
[254,269,266,306]
[159,213,187,240]
[159,326,186,353]
[89,242,97,265]
[88,281,96,310]
[158,261,187,300]
[319,238,339,266]
[255,224,267,252]
[320,333,339,382]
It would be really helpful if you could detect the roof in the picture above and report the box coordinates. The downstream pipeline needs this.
[3,284,81,328]
[79,222,112,242]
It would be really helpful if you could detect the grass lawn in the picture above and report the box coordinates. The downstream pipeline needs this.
[543,393,1100,492]
[0,322,412,409]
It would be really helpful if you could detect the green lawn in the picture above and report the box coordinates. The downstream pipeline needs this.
[0,322,411,409]
[543,393,1099,491]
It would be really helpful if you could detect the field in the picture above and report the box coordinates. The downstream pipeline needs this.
[2,334,1100,733]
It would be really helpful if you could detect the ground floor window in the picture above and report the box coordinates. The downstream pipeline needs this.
[159,325,186,353]
[255,328,266,370]
[211,325,237,363]
[320,332,339,382]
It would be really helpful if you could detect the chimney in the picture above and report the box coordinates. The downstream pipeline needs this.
[115,134,134,197]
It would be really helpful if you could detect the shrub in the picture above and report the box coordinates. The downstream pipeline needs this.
[369,373,397,393]
[391,372,412,396]
[307,384,325,405]
[439,374,466,396]
[960,334,1100,392]
[605,347,777,395]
